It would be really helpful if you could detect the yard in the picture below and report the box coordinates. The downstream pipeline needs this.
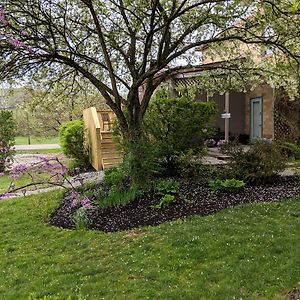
[0,191,299,299]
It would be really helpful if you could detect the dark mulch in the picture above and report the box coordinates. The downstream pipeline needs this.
[285,287,300,300]
[49,176,300,232]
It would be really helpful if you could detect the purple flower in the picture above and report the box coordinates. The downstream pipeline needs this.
[0,192,17,200]
[69,191,81,208]
[0,8,8,26]
[9,38,25,49]
[81,196,91,209]
[10,164,29,179]
[20,31,29,37]
[0,172,4,177]
[217,139,227,146]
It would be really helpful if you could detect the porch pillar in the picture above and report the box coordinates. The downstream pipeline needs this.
[224,92,230,142]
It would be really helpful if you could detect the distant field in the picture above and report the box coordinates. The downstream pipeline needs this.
[15,136,60,145]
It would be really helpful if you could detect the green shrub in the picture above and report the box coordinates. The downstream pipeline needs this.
[104,167,126,189]
[154,179,180,195]
[0,110,16,172]
[143,92,217,175]
[102,165,138,207]
[72,207,89,230]
[59,120,89,169]
[100,185,138,208]
[278,141,300,159]
[123,137,160,186]
[151,194,176,209]
[176,151,212,179]
[209,178,245,192]
[222,140,286,184]
[150,179,180,209]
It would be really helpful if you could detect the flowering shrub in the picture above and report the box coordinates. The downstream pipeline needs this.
[69,191,92,209]
[0,110,16,172]
[0,156,70,199]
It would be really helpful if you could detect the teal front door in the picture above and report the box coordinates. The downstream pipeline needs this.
[250,97,262,139]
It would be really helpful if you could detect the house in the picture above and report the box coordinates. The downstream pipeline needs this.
[164,40,283,143]
[164,45,276,140]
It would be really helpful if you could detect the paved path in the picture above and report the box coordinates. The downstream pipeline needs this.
[0,154,103,199]
[2,171,105,199]
[14,144,61,150]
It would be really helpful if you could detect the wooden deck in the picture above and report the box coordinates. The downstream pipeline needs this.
[83,107,123,170]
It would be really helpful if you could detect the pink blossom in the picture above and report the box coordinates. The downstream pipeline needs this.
[0,8,8,26]
[10,164,29,179]
[9,38,25,49]
[81,196,91,209]
[69,191,81,208]
[20,31,29,37]
[0,192,17,200]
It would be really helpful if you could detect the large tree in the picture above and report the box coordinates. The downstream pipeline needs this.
[15,79,106,137]
[1,0,300,143]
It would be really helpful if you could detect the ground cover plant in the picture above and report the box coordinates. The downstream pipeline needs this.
[0,191,299,299]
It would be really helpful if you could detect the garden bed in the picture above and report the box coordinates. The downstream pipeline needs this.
[49,175,300,232]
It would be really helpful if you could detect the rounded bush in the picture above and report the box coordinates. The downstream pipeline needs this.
[59,120,89,169]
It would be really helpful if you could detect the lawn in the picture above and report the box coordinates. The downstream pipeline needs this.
[15,136,60,145]
[0,192,299,299]
[0,173,33,194]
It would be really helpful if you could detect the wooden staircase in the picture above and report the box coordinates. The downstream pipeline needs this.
[100,131,123,169]
[83,107,123,171]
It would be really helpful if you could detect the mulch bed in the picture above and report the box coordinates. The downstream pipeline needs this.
[49,176,300,232]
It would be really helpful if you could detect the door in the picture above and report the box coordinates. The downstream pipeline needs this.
[250,97,262,139]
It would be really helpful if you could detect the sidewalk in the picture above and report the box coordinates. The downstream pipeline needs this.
[14,144,61,150]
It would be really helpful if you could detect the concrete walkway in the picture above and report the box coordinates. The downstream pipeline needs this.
[2,170,105,199]
[1,154,104,199]
[14,144,61,150]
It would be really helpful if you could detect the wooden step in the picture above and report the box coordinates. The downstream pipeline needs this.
[101,133,114,141]
[102,157,123,165]
[102,152,123,159]
[103,161,122,170]
[100,142,118,150]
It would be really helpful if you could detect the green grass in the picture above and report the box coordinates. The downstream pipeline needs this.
[15,136,60,145]
[0,173,62,194]
[0,193,299,299]
[0,173,32,194]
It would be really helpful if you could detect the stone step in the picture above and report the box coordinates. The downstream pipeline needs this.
[207,148,231,161]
